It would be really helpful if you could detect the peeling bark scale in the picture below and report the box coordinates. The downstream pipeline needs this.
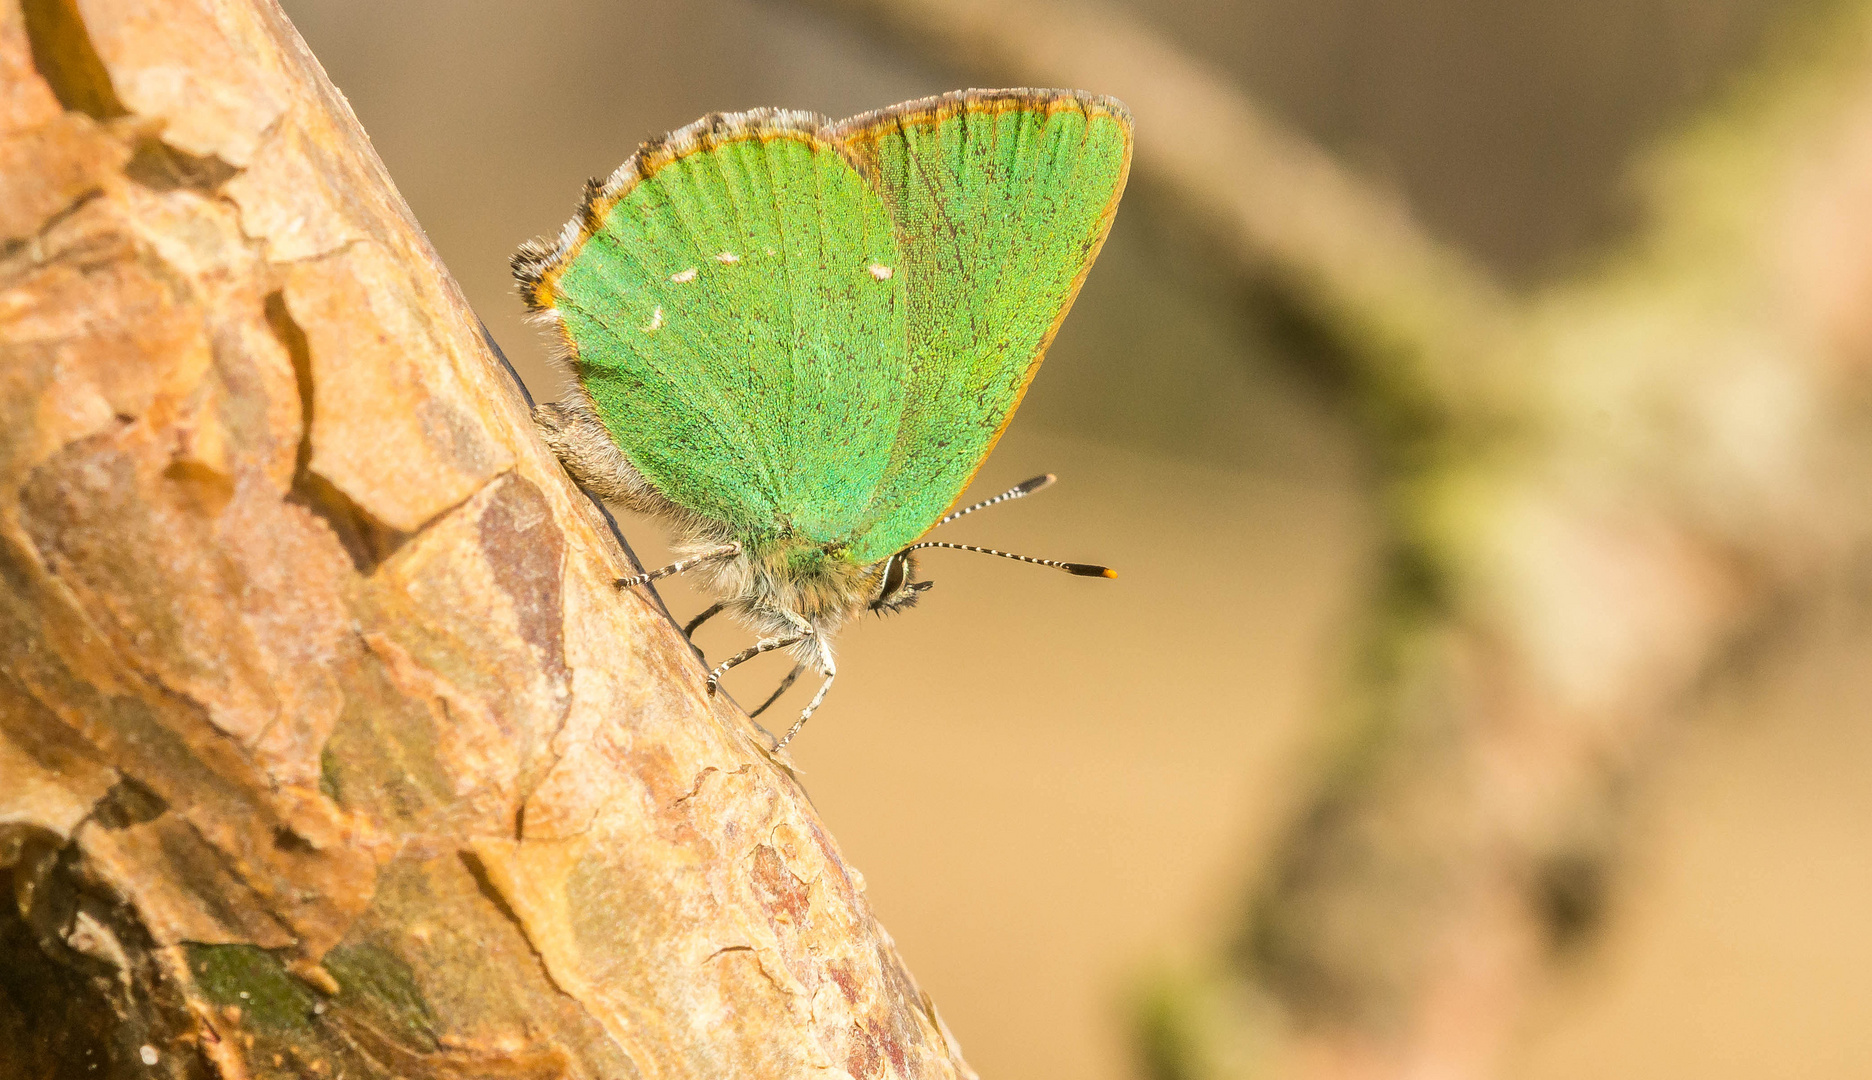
[0,1,978,1076]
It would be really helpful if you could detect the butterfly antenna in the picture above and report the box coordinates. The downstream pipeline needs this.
[903,540,1116,578]
[935,474,1056,528]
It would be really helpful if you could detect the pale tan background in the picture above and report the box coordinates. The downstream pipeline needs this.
[276,1,1872,1077]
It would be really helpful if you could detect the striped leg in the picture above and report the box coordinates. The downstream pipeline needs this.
[774,662,836,750]
[616,544,738,589]
[748,661,806,719]
[683,601,725,640]
[705,633,803,694]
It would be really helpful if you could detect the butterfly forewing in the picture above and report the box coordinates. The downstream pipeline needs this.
[830,90,1133,564]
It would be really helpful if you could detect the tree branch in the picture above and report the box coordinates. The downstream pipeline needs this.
[798,0,1522,428]
[0,1,974,1075]
[802,1,1872,1077]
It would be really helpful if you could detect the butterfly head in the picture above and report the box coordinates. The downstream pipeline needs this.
[869,549,934,616]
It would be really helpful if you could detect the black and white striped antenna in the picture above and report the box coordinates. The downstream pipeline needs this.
[935,474,1056,528]
[902,540,1116,578]
[913,473,1115,577]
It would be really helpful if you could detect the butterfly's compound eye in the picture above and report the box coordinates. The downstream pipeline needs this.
[873,553,907,605]
[871,552,926,613]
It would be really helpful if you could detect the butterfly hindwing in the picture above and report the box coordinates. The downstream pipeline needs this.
[520,112,909,538]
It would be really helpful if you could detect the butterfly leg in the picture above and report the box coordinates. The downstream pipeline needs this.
[683,601,725,640]
[774,660,836,750]
[616,543,738,588]
[705,633,804,695]
[747,661,806,720]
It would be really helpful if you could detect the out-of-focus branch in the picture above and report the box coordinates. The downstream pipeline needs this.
[0,1,974,1075]
[803,1,1872,1078]
[802,0,1521,432]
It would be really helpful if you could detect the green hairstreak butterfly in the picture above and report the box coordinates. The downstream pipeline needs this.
[514,88,1131,746]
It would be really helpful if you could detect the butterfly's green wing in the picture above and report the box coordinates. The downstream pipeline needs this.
[515,91,1131,562]
[514,111,909,538]
[829,90,1132,563]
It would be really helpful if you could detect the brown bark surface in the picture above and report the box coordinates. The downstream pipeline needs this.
[0,1,973,1076]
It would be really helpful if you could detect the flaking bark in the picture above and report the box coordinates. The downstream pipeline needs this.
[0,1,975,1077]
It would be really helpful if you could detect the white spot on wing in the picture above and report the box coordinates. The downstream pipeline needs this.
[670,267,698,283]
[642,306,665,332]
[715,251,739,264]
[868,264,893,280]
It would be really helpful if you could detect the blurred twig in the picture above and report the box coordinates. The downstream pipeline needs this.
[802,0,1521,435]
[803,0,1872,1077]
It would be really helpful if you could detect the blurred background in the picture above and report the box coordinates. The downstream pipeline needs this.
[276,1,1872,1077]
